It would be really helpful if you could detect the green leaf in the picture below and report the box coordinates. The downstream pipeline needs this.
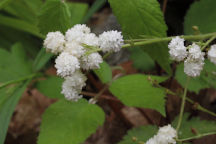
[33,48,53,72]
[175,60,216,94]
[108,0,171,74]
[184,0,216,34]
[172,113,216,139]
[119,125,157,144]
[38,0,71,35]
[0,0,12,9]
[0,81,29,144]
[36,76,64,99]
[0,14,44,38]
[37,99,105,144]
[109,74,168,116]
[0,43,32,83]
[67,2,88,25]
[130,48,155,71]
[94,61,112,83]
[81,0,106,23]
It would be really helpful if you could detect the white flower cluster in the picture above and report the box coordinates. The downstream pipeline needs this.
[146,124,177,144]
[43,24,124,101]
[168,37,216,77]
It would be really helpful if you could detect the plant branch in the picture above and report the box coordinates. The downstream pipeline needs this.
[177,132,216,142]
[122,32,216,48]
[0,73,39,89]
[176,77,190,132]
[201,35,216,50]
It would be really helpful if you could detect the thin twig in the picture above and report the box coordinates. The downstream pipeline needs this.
[177,132,216,142]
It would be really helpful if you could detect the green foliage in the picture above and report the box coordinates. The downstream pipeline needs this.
[0,0,12,9]
[82,0,106,23]
[108,0,171,74]
[36,76,64,99]
[0,81,29,144]
[37,99,105,144]
[119,125,157,144]
[172,113,216,139]
[184,0,216,34]
[38,0,71,35]
[0,43,32,83]
[94,61,112,83]
[33,48,53,72]
[175,60,216,93]
[67,2,88,25]
[109,74,168,116]
[130,48,155,71]
[0,14,43,38]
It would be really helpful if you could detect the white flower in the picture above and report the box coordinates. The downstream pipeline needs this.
[157,124,177,144]
[184,44,205,77]
[146,136,158,144]
[43,31,65,54]
[168,36,187,61]
[72,24,91,34]
[65,24,90,43]
[98,30,124,52]
[65,28,85,43]
[81,53,103,70]
[65,41,85,58]
[61,71,87,101]
[184,58,204,77]
[55,52,80,77]
[208,44,216,65]
[188,43,205,60]
[83,33,99,46]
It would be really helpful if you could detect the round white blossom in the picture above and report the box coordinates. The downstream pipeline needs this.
[146,136,158,144]
[168,36,187,61]
[55,52,80,77]
[184,58,204,77]
[65,28,85,43]
[72,24,91,34]
[184,44,205,77]
[157,124,177,144]
[43,31,65,54]
[98,30,124,52]
[188,43,205,60]
[208,44,216,65]
[65,41,85,58]
[83,33,99,46]
[61,71,87,101]
[81,53,103,70]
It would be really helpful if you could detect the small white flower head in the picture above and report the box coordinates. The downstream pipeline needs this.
[61,71,87,102]
[184,58,204,77]
[188,43,205,60]
[65,28,85,43]
[81,52,103,70]
[72,24,91,34]
[83,33,99,46]
[157,124,177,144]
[65,24,90,43]
[146,136,158,144]
[65,41,85,58]
[55,52,80,77]
[61,85,82,101]
[43,31,65,54]
[89,98,97,104]
[98,30,124,52]
[208,44,216,65]
[168,36,187,61]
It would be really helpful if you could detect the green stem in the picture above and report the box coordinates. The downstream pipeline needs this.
[176,77,190,132]
[0,73,39,89]
[122,32,216,48]
[177,132,216,142]
[201,35,216,50]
